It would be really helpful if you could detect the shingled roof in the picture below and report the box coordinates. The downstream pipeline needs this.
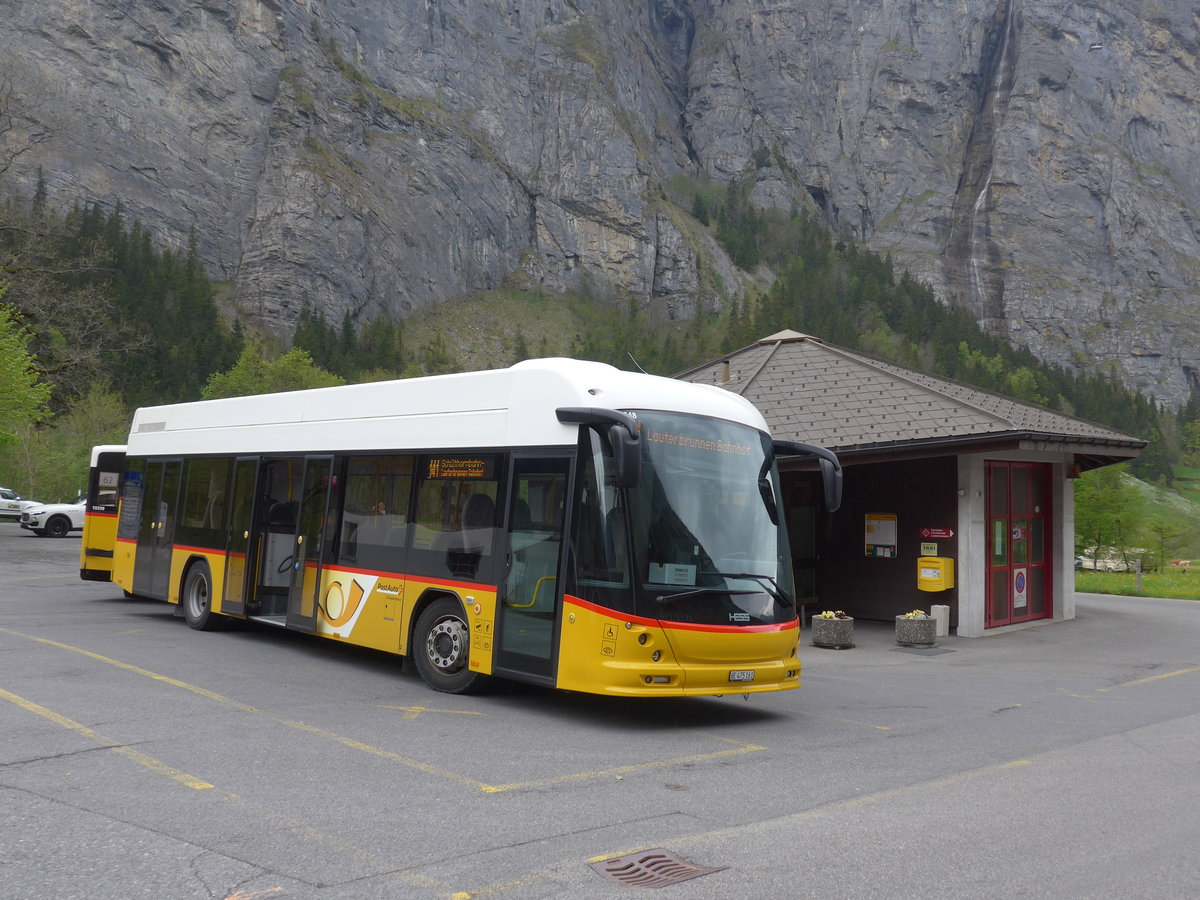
[675,330,1145,469]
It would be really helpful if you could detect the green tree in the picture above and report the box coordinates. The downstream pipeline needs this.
[359,314,404,375]
[1073,465,1144,560]
[1181,420,1200,467]
[292,300,335,370]
[420,333,455,375]
[0,288,51,444]
[2,381,128,501]
[715,180,760,269]
[200,345,344,399]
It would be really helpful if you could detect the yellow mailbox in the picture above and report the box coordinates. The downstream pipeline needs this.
[917,556,955,592]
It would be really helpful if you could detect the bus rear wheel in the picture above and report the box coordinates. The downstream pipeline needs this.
[413,598,484,694]
[182,561,222,631]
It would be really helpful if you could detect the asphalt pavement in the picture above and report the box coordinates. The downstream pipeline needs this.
[2,522,1199,899]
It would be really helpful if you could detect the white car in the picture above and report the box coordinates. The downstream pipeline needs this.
[1077,547,1146,573]
[1,487,40,520]
[20,495,86,537]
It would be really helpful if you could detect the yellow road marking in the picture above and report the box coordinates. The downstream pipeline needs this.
[1,626,490,790]
[3,627,755,793]
[1098,665,1200,691]
[481,734,763,794]
[0,685,453,893]
[374,704,486,720]
[0,686,214,790]
[274,717,495,790]
[1,628,235,702]
[804,710,893,730]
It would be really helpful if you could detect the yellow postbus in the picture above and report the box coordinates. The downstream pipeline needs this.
[80,444,127,583]
[83,359,840,696]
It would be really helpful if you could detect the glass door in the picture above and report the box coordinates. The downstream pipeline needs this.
[286,456,335,633]
[494,455,572,681]
[986,461,1051,627]
[222,457,260,618]
[133,459,181,599]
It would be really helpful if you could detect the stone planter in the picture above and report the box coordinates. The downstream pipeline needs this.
[895,615,937,648]
[811,616,854,649]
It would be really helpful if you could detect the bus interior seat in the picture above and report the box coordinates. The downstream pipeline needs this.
[459,493,495,552]
[512,497,532,531]
[267,500,296,529]
[462,493,494,529]
[431,493,495,554]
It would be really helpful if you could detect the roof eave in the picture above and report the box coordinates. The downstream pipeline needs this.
[780,431,1145,469]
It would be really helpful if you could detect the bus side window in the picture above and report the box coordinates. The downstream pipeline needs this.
[341,455,413,570]
[412,454,500,582]
[177,457,232,549]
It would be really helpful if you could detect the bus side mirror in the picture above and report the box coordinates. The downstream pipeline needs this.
[556,406,642,489]
[774,439,843,513]
[611,427,641,489]
[819,456,842,513]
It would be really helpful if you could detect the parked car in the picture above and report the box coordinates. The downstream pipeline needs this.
[1,487,40,520]
[20,495,86,537]
[1077,547,1150,573]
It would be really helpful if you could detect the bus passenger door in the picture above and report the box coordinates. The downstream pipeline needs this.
[494,455,571,682]
[286,456,334,633]
[132,458,181,599]
[222,457,260,618]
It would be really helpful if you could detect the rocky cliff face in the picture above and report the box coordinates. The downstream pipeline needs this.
[3,0,1198,404]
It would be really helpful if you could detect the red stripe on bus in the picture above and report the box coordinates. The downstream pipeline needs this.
[84,511,118,519]
[174,544,223,556]
[410,573,499,593]
[564,594,799,634]
[316,565,498,595]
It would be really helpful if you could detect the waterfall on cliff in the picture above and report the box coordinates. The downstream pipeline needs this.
[944,0,1021,333]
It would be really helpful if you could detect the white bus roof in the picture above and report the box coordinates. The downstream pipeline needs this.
[89,445,127,466]
[126,358,770,457]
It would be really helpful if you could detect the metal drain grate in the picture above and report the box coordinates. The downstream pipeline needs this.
[589,849,728,888]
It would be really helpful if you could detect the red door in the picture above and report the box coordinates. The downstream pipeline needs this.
[986,462,1052,627]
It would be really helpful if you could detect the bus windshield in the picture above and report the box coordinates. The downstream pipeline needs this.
[628,411,795,626]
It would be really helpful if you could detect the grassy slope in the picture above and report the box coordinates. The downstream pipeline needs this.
[1076,469,1200,598]
[1124,469,1200,559]
[401,289,583,372]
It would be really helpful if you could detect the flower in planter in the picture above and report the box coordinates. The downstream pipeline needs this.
[813,608,854,649]
[903,609,929,619]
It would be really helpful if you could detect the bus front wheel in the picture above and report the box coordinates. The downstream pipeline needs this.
[182,562,222,631]
[413,598,484,694]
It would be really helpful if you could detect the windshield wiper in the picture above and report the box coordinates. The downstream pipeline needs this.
[700,571,794,608]
[655,587,759,604]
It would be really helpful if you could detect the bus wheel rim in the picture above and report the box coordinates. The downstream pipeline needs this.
[188,574,208,616]
[427,617,466,672]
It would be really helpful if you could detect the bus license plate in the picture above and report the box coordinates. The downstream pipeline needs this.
[728,669,755,683]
